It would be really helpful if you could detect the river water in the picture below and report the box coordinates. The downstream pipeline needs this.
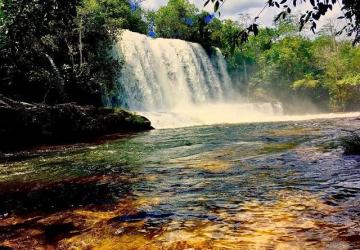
[0,117,360,249]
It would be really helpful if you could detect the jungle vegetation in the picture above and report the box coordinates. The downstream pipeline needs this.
[0,0,146,105]
[0,0,359,111]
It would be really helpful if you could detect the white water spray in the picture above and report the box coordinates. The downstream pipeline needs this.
[109,30,235,110]
[108,30,360,129]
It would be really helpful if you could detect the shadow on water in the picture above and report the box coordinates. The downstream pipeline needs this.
[0,176,131,215]
[0,172,139,248]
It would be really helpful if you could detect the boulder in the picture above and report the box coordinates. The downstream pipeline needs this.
[0,95,153,151]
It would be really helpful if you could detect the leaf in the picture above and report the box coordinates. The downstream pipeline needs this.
[275,2,280,8]
[305,11,312,22]
[344,11,352,19]
[310,21,317,34]
[253,24,259,35]
[274,11,283,22]
[293,0,296,7]
[204,0,210,7]
[310,0,315,6]
[214,1,220,12]
[313,12,320,20]
[299,21,304,31]
[239,30,249,44]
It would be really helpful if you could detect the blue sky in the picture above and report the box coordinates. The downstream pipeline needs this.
[142,0,343,29]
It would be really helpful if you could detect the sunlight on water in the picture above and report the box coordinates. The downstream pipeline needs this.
[0,118,359,249]
[52,191,357,250]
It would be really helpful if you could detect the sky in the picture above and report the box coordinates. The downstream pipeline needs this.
[141,0,344,30]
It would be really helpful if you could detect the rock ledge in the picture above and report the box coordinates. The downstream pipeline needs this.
[0,95,153,151]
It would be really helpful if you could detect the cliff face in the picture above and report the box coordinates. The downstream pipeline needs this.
[0,95,153,151]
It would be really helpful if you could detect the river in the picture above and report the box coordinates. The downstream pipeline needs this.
[0,116,359,249]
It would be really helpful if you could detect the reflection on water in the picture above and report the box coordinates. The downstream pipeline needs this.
[0,118,360,249]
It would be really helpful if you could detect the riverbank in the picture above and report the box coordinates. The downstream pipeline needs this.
[0,95,153,152]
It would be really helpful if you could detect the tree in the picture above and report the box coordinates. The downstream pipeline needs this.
[153,0,197,40]
[316,41,360,110]
[283,36,360,111]
[205,0,360,45]
[0,0,79,103]
[150,0,224,48]
[0,0,147,105]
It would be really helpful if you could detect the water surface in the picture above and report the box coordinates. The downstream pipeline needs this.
[0,117,360,249]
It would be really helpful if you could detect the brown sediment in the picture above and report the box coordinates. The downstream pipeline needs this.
[187,159,232,173]
[1,190,359,249]
[0,195,162,250]
[259,142,299,154]
[267,127,322,137]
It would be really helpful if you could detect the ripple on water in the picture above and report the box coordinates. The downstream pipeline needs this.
[0,118,360,249]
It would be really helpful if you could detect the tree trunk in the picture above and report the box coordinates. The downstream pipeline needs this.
[243,58,249,100]
[79,16,84,67]
[43,53,65,103]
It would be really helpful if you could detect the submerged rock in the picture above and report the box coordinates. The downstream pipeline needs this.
[341,134,360,155]
[0,95,153,151]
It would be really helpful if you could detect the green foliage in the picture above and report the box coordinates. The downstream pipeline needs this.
[259,36,315,87]
[0,0,146,105]
[218,20,245,57]
[292,75,320,90]
[0,0,80,103]
[0,0,5,48]
[0,0,3,21]
[220,17,360,112]
[150,0,223,48]
[312,39,360,111]
[80,0,147,36]
[153,0,197,40]
[71,0,147,103]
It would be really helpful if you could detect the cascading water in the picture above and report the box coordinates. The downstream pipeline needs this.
[107,30,285,128]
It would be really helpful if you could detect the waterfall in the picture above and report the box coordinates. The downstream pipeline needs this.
[108,30,284,128]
